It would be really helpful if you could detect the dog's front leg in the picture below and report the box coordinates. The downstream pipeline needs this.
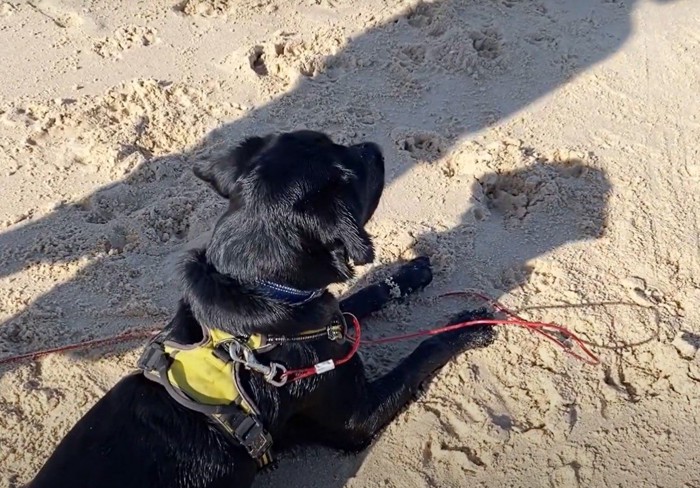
[300,309,496,451]
[339,257,432,320]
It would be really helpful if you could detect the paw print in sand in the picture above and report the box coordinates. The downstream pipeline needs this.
[392,129,446,162]
[470,29,502,60]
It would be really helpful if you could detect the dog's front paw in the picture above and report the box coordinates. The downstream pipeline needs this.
[410,308,498,389]
[386,256,433,299]
[436,308,498,352]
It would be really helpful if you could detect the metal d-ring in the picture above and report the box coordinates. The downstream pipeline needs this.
[264,363,287,387]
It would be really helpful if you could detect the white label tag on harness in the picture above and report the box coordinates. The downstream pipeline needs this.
[314,360,335,375]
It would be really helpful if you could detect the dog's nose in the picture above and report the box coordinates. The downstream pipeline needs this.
[353,142,385,225]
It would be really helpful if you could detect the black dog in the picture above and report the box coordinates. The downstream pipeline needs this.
[29,131,496,488]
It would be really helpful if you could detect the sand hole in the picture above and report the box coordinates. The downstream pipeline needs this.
[248,45,268,76]
[471,31,502,59]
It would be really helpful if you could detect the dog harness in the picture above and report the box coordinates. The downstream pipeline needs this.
[137,318,346,468]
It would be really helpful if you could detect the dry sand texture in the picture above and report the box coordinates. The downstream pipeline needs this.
[1,0,699,486]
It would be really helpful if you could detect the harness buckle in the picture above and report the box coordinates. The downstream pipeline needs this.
[137,341,168,373]
[327,324,345,342]
[232,415,274,460]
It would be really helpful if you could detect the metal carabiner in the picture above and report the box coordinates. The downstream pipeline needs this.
[242,348,274,375]
[227,340,287,386]
[227,341,247,363]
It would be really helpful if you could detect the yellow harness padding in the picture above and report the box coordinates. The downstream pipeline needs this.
[165,329,236,407]
[152,320,337,408]
[138,319,343,467]
[138,326,277,466]
[163,328,264,409]
[159,321,335,409]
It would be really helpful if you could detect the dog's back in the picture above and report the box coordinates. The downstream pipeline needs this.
[29,369,256,488]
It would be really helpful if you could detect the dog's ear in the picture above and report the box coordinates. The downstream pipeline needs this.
[296,173,375,278]
[193,136,266,198]
[335,205,375,265]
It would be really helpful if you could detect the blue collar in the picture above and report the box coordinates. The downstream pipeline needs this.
[256,281,325,305]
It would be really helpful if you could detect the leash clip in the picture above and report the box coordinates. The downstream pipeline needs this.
[228,341,288,387]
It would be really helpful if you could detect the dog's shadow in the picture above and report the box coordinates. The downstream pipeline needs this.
[253,159,611,487]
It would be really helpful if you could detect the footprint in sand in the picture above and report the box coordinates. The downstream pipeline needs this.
[92,26,160,60]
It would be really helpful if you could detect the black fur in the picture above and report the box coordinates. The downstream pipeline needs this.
[28,131,496,488]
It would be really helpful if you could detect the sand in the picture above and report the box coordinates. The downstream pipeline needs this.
[0,0,699,486]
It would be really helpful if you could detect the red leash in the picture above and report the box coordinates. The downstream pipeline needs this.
[0,292,599,374]
[281,291,599,383]
[427,290,599,365]
[0,328,160,366]
[281,313,363,382]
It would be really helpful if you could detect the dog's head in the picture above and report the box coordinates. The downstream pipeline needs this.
[193,130,385,290]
